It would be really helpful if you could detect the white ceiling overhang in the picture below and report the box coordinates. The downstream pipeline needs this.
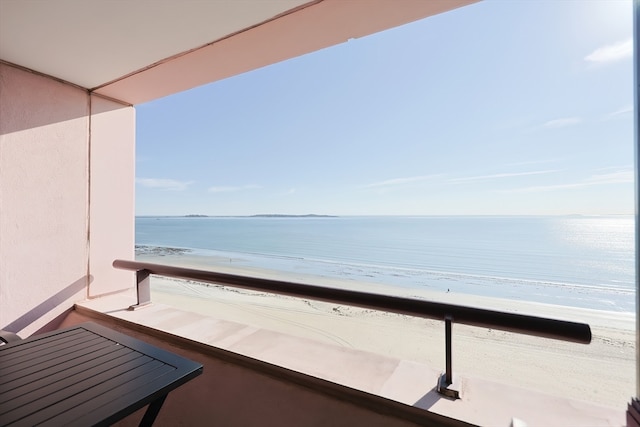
[0,0,477,105]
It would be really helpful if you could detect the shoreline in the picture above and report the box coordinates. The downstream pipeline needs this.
[136,251,635,320]
[135,244,635,313]
[137,252,635,409]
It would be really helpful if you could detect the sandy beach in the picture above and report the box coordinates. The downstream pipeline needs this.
[138,252,635,410]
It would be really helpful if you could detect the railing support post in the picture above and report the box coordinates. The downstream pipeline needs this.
[437,315,460,399]
[445,315,453,384]
[129,269,152,310]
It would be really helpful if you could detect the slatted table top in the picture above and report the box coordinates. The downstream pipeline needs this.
[0,322,203,427]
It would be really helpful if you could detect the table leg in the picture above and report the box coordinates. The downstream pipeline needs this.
[139,394,167,427]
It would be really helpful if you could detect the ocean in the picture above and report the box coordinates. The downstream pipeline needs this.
[135,215,635,312]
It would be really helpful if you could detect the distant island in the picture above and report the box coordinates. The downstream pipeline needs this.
[181,214,337,218]
[249,214,337,218]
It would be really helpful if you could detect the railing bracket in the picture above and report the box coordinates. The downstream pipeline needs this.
[128,269,152,311]
[437,373,461,399]
[128,301,152,311]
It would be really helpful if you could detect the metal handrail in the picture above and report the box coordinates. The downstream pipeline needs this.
[113,259,592,397]
[114,259,591,342]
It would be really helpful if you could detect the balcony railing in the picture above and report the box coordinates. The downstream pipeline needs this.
[113,259,592,399]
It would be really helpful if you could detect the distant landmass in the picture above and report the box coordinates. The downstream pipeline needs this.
[181,214,337,218]
[250,214,337,218]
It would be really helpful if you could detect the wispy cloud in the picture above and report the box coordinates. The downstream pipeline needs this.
[208,184,261,193]
[585,170,634,184]
[450,170,559,183]
[363,175,440,189]
[500,169,633,193]
[604,105,633,120]
[541,117,582,129]
[136,178,193,191]
[585,38,632,64]
[596,165,633,172]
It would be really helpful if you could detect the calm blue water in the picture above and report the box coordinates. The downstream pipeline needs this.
[135,216,635,312]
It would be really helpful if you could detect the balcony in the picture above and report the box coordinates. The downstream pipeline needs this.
[52,260,624,426]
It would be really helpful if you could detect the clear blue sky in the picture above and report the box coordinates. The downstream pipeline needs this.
[136,0,633,216]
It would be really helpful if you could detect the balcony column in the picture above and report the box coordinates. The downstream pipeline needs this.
[88,95,135,299]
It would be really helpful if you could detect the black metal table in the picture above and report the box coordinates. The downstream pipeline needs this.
[0,322,203,426]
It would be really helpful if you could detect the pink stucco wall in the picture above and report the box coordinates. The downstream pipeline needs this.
[0,63,90,336]
[0,64,136,336]
[89,95,135,297]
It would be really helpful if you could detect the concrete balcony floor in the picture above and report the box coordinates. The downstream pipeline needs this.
[67,292,627,427]
[51,306,456,427]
